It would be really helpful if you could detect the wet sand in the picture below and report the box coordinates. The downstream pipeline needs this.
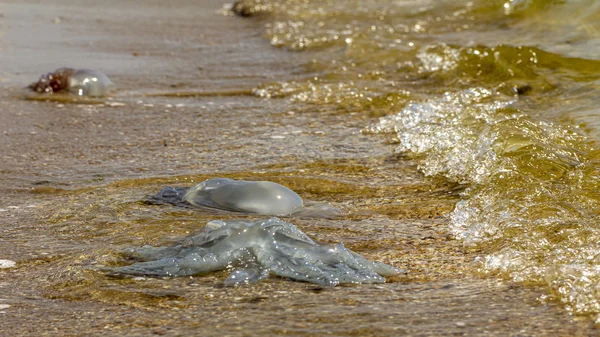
[0,1,598,336]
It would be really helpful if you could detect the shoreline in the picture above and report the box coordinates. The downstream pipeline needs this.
[0,1,598,335]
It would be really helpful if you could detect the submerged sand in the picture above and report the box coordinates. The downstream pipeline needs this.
[0,0,597,336]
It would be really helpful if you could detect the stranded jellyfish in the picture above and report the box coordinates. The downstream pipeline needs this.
[179,178,304,216]
[148,178,341,218]
[29,68,114,96]
[109,217,403,286]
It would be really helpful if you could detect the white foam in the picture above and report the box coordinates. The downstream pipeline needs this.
[0,260,16,269]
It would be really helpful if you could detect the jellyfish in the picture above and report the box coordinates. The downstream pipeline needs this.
[29,68,114,96]
[148,178,304,216]
[68,69,114,96]
[148,178,341,218]
[108,217,404,286]
[183,178,304,216]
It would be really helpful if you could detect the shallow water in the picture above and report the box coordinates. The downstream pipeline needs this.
[235,0,600,321]
[1,0,600,335]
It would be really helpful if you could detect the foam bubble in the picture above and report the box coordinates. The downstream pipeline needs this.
[0,260,16,269]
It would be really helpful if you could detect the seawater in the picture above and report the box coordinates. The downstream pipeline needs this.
[235,0,600,320]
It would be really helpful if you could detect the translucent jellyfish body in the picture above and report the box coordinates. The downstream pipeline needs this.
[110,217,403,286]
[67,69,114,96]
[183,178,304,216]
[29,68,114,96]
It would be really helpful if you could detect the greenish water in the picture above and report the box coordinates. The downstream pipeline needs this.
[234,0,600,320]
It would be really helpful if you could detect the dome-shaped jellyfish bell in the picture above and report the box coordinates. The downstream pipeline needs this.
[67,69,114,96]
[183,178,304,216]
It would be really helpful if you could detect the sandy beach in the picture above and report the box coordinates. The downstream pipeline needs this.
[0,1,598,335]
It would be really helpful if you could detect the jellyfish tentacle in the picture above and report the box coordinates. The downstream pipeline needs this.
[224,267,269,286]
[255,246,339,287]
